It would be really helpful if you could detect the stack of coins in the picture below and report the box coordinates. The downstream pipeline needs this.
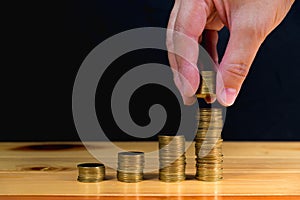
[196,71,216,98]
[117,151,145,183]
[195,108,224,181]
[158,135,186,182]
[77,163,105,183]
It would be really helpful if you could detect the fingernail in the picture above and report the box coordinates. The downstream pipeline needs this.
[220,88,237,106]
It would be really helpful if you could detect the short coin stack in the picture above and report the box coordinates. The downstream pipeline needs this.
[117,151,145,183]
[196,71,216,99]
[158,135,186,182]
[77,163,105,183]
[195,108,224,181]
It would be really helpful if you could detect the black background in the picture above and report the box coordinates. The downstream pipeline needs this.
[1,0,300,141]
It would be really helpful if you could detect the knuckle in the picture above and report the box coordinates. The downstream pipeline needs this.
[233,20,266,42]
[174,22,198,40]
[223,64,249,80]
[174,22,186,34]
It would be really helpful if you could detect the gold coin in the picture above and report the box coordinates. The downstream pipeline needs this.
[77,163,105,183]
[194,107,224,182]
[158,135,186,182]
[117,151,144,183]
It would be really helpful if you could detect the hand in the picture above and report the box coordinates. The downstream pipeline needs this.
[167,0,295,106]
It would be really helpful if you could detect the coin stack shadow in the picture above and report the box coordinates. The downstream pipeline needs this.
[158,135,186,182]
[195,108,224,181]
[117,151,145,183]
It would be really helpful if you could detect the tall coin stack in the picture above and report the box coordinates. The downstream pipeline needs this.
[117,151,145,183]
[195,108,224,181]
[158,135,186,182]
[196,71,216,99]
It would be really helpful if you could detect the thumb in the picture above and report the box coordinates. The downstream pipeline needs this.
[216,29,264,106]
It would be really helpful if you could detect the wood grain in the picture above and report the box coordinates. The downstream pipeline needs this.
[0,142,300,199]
[1,196,300,200]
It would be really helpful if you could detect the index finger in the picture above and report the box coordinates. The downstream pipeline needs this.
[169,1,209,104]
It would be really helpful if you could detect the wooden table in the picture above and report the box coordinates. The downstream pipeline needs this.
[0,142,300,199]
